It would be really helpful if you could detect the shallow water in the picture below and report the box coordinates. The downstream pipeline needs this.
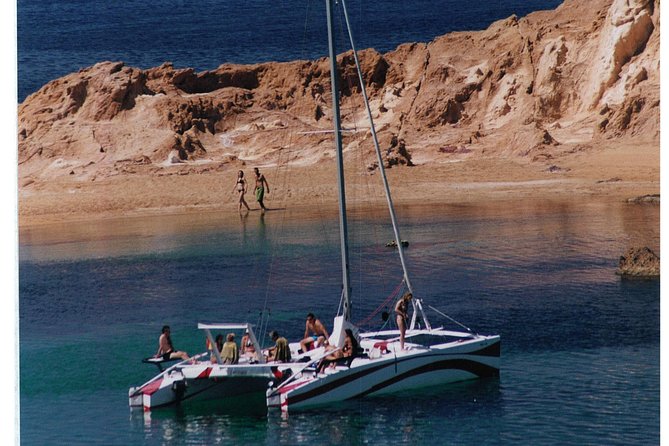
[19,200,659,444]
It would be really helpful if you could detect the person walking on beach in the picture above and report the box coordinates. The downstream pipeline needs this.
[233,170,251,212]
[394,292,413,351]
[253,167,270,211]
[155,325,189,361]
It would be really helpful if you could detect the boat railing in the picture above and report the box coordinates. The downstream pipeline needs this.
[359,328,476,339]
[270,348,341,393]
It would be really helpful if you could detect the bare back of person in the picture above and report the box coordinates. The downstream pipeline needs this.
[155,326,189,361]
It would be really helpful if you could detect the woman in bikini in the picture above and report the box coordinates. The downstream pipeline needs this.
[241,329,257,360]
[316,329,359,374]
[233,170,251,212]
[395,292,413,350]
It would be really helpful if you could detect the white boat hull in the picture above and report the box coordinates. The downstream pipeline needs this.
[267,335,500,411]
[130,361,283,411]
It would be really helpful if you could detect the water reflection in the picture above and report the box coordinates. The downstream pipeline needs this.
[133,395,269,444]
[239,210,249,246]
[19,200,659,269]
[130,378,503,444]
[20,198,658,444]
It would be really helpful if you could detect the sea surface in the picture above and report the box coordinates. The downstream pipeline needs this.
[17,0,562,102]
[19,200,659,445]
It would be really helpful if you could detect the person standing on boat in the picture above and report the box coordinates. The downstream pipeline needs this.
[300,313,329,353]
[253,167,270,212]
[267,330,291,363]
[220,333,239,364]
[395,293,413,351]
[155,325,189,361]
[233,170,251,212]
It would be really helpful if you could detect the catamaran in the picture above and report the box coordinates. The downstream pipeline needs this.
[265,0,500,411]
[128,323,292,410]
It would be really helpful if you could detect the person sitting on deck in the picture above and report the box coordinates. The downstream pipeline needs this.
[220,333,239,364]
[241,328,257,360]
[300,313,329,353]
[267,330,291,363]
[155,325,189,361]
[316,328,359,374]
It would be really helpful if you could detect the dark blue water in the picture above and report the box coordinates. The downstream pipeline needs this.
[17,0,562,101]
[19,200,659,444]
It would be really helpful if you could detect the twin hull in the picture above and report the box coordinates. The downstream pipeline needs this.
[268,335,500,411]
[129,363,275,410]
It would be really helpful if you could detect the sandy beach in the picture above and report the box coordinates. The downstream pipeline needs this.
[17,0,660,229]
[18,136,658,229]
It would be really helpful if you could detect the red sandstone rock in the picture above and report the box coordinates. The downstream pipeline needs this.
[17,0,659,185]
[617,247,660,277]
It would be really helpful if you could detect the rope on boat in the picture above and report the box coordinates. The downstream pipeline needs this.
[355,280,405,327]
[427,305,474,334]
[255,309,273,349]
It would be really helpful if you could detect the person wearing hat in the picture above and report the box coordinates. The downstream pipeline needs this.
[267,330,291,363]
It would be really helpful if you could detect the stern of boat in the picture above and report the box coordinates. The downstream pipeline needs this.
[128,369,187,411]
[266,384,282,409]
[128,387,143,408]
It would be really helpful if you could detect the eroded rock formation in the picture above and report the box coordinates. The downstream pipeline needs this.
[617,246,660,278]
[18,0,659,186]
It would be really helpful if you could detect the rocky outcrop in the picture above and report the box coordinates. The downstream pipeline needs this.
[17,0,659,185]
[617,246,660,278]
[626,194,659,204]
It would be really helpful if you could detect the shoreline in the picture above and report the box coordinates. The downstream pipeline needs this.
[18,154,659,229]
[17,0,659,232]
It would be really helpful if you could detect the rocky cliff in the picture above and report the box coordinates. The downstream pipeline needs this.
[18,0,659,187]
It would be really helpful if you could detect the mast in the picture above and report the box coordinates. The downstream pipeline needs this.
[326,0,352,321]
[339,0,431,329]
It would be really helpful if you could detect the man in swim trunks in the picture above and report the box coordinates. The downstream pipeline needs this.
[155,325,189,361]
[300,313,329,353]
[253,167,270,211]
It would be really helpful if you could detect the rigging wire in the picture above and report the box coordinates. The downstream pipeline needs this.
[355,279,405,327]
[340,0,435,332]
[250,0,325,345]
[331,0,410,322]
[427,305,475,334]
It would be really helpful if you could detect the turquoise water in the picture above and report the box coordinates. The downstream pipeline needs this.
[19,200,659,444]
